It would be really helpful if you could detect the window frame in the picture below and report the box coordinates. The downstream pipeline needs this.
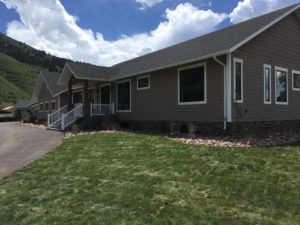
[292,70,300,91]
[233,58,244,103]
[137,75,150,90]
[44,101,49,112]
[275,66,289,105]
[116,79,132,113]
[51,100,56,111]
[263,64,272,104]
[39,102,44,112]
[177,62,207,105]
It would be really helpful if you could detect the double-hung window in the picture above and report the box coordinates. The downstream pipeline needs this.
[234,58,243,103]
[117,80,131,112]
[178,63,207,105]
[51,101,56,111]
[39,102,44,112]
[275,67,288,105]
[264,64,272,104]
[292,70,300,91]
[45,101,49,112]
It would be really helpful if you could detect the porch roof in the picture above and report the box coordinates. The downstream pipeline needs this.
[16,99,36,108]
[58,62,112,85]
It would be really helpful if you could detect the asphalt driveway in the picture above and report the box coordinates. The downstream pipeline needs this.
[0,122,64,178]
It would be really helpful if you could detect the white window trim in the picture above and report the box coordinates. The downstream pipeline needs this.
[137,75,150,90]
[39,102,44,112]
[275,66,289,105]
[233,58,244,103]
[263,64,272,104]
[116,79,131,113]
[45,101,49,112]
[177,62,207,105]
[51,100,56,111]
[292,70,300,91]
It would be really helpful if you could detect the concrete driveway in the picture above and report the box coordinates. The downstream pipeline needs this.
[0,122,64,178]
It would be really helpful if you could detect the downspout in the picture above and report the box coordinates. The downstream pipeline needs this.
[213,56,227,130]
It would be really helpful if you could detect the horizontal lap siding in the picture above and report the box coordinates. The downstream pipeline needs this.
[232,13,300,122]
[116,58,224,122]
[38,83,59,120]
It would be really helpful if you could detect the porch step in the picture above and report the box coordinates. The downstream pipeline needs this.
[48,120,62,131]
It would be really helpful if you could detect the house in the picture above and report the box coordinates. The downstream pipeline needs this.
[22,4,300,133]
[16,71,68,123]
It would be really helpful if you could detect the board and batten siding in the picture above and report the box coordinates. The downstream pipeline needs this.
[231,12,300,122]
[115,58,224,122]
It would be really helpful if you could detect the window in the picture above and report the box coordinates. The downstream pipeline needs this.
[39,102,44,112]
[51,101,56,111]
[178,63,206,105]
[117,80,131,112]
[264,64,272,104]
[234,58,243,103]
[137,75,150,90]
[275,67,288,104]
[292,70,300,91]
[45,102,49,112]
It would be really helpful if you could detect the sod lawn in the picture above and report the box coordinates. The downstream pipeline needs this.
[0,132,299,225]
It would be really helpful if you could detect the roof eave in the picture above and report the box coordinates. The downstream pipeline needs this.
[110,50,230,81]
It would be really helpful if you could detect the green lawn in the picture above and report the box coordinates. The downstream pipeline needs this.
[1,132,300,225]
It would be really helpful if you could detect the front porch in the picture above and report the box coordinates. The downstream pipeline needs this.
[47,102,115,131]
[48,64,115,131]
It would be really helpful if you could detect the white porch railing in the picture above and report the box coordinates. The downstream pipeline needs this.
[90,103,115,116]
[61,103,83,130]
[48,105,68,128]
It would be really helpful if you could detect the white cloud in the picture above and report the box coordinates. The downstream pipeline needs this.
[135,0,163,9]
[229,0,299,23]
[0,0,227,66]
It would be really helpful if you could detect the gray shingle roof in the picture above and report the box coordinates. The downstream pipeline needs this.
[40,71,67,96]
[111,4,299,79]
[66,62,113,80]
[16,99,34,108]
[61,3,300,81]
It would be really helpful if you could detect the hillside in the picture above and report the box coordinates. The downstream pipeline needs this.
[0,33,71,104]
[0,33,69,72]
[0,75,29,104]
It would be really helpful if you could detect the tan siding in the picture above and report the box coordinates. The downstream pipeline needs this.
[232,13,300,122]
[115,58,224,122]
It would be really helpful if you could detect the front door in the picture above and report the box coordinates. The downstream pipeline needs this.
[100,85,110,104]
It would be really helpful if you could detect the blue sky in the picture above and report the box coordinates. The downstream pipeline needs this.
[0,0,240,40]
[58,0,239,40]
[0,0,299,66]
